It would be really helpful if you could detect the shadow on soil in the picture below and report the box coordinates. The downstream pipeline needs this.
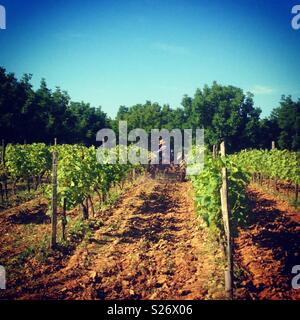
[8,205,49,225]
[247,189,300,285]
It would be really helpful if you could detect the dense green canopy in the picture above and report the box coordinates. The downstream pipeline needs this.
[0,68,109,145]
[1,68,299,151]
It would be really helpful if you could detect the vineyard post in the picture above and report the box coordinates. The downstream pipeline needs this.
[272,141,276,150]
[220,141,234,300]
[51,138,58,249]
[212,145,217,159]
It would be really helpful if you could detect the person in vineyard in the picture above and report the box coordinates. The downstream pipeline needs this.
[146,138,168,178]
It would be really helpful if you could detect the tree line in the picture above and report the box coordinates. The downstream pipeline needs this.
[0,68,109,145]
[0,67,299,152]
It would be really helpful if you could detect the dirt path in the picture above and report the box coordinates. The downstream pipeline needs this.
[3,178,223,300]
[1,178,300,300]
[236,186,300,300]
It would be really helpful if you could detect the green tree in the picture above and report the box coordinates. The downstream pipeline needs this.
[0,68,110,145]
[183,82,262,152]
[272,96,300,150]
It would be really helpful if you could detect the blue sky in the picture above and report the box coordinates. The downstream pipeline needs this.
[0,0,299,118]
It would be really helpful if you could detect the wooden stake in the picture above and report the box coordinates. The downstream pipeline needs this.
[212,145,216,159]
[51,139,58,249]
[272,141,276,150]
[220,141,234,300]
